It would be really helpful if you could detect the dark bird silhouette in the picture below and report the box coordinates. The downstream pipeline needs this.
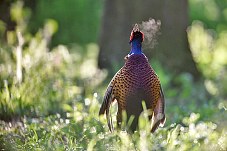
[99,24,165,132]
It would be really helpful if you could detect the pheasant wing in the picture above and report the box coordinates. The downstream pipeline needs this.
[99,82,115,131]
[151,86,166,132]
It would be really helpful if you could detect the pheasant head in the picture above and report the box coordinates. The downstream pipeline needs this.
[129,24,144,55]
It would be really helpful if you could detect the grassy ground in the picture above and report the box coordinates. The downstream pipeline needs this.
[0,93,226,150]
[0,31,226,151]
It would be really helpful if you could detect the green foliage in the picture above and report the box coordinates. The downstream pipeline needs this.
[188,21,227,100]
[0,29,74,119]
[0,1,227,150]
[188,0,227,107]
[189,0,227,32]
[0,1,106,120]
[28,0,104,47]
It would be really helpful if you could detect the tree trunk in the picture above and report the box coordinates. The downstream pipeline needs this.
[98,0,201,80]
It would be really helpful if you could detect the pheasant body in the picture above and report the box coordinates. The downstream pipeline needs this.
[99,25,165,132]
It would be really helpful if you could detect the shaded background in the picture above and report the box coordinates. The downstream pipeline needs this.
[0,0,227,150]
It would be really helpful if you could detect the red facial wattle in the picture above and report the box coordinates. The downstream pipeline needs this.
[129,30,144,43]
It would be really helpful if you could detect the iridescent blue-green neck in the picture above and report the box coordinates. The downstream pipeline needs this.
[129,39,142,55]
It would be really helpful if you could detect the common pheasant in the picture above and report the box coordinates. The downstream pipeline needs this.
[99,24,165,132]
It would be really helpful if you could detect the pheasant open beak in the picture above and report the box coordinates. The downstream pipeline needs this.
[129,24,144,43]
[133,24,139,32]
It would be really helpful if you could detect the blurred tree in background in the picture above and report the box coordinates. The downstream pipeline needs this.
[98,0,201,80]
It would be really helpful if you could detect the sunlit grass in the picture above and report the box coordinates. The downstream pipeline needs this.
[0,94,226,150]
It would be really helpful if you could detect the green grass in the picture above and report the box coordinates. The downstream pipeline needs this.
[0,29,226,150]
[0,95,226,150]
